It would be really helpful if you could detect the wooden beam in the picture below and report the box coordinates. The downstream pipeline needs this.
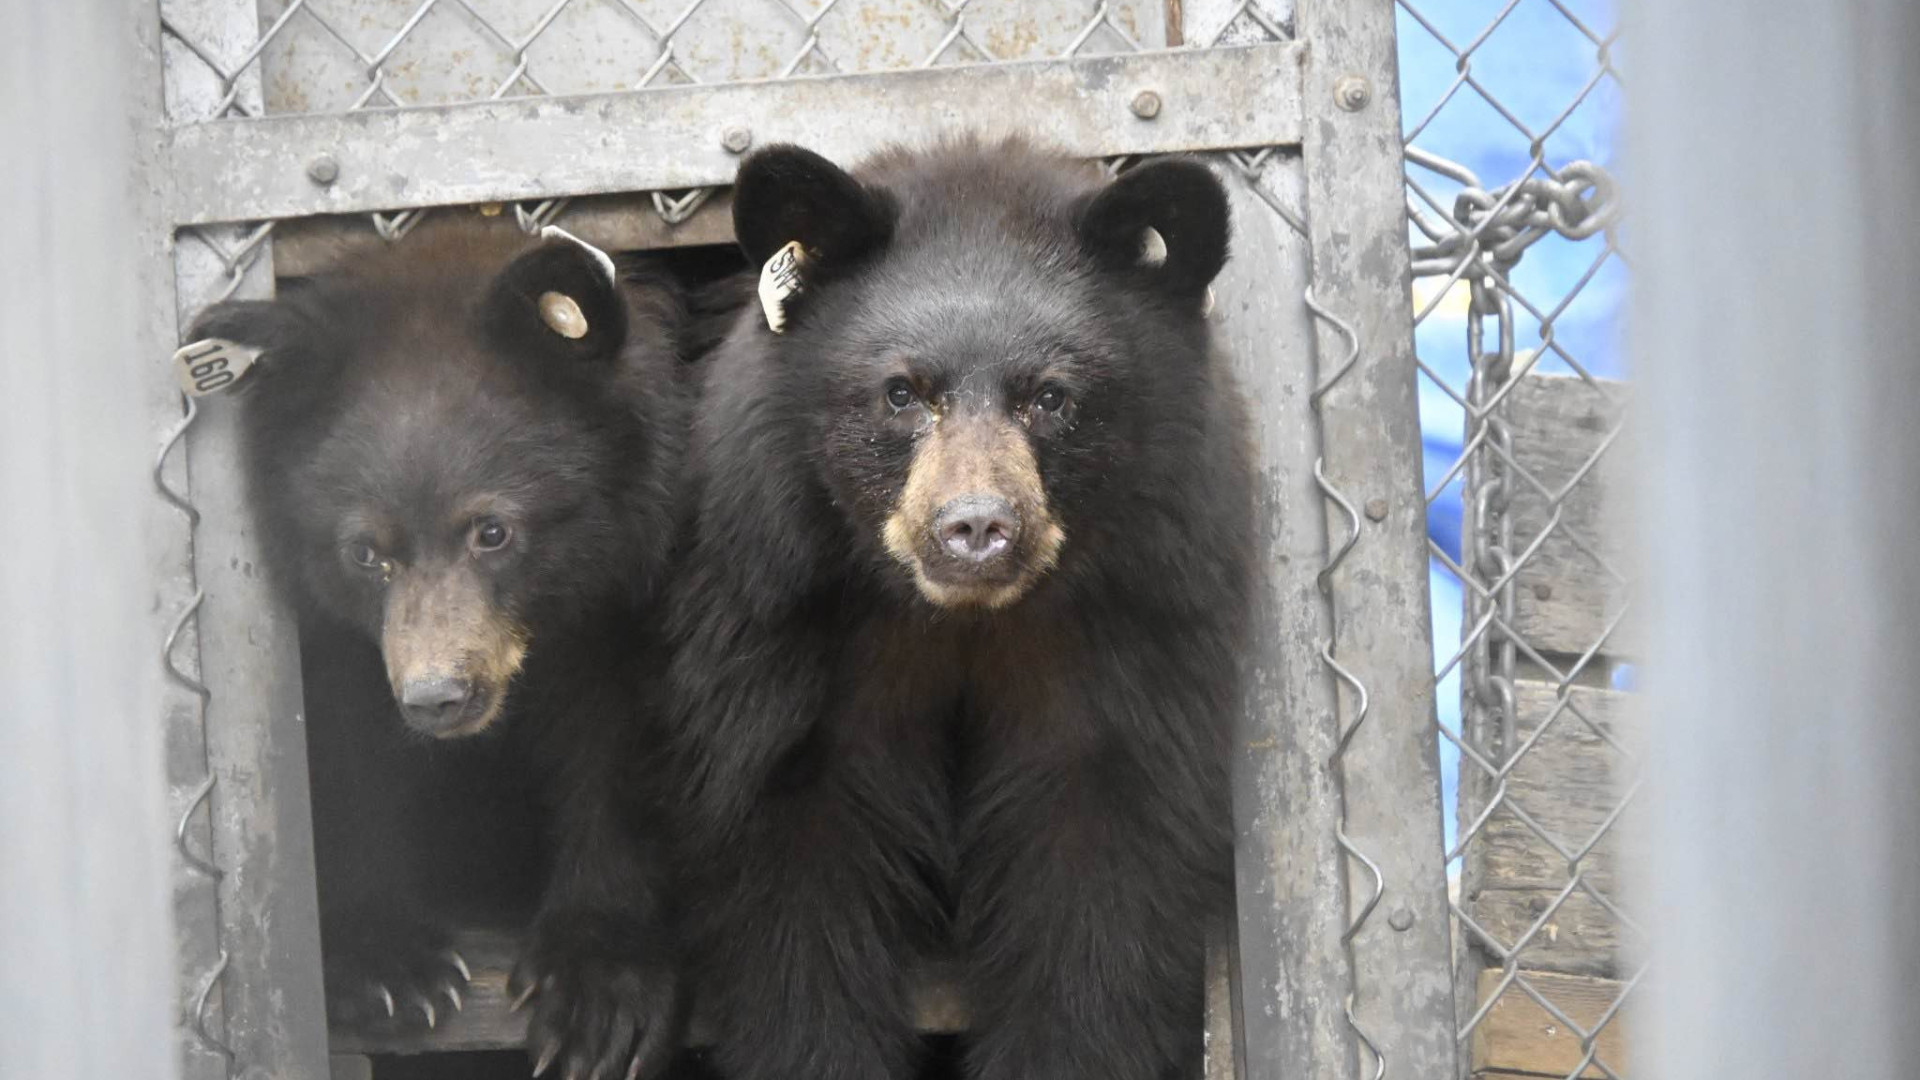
[332,928,1229,1056]
[1500,374,1635,660]
[1470,969,1632,1079]
[1464,681,1638,977]
[267,193,736,279]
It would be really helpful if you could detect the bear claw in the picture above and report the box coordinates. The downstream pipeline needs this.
[532,1040,559,1078]
[510,913,683,1080]
[322,923,471,1035]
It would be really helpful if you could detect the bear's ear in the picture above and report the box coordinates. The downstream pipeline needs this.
[483,235,628,363]
[182,295,331,394]
[188,297,313,356]
[1077,158,1230,303]
[732,144,896,270]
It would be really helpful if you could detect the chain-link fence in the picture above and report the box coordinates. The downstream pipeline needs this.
[1396,2,1632,1076]
[137,2,1641,1078]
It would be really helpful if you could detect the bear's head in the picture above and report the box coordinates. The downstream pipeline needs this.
[730,140,1229,610]
[190,226,684,737]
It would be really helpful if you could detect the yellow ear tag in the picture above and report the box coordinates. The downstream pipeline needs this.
[539,291,589,339]
[758,240,810,334]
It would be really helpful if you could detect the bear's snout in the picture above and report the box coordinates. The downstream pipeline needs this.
[935,494,1020,563]
[398,674,478,735]
[381,564,527,738]
[879,411,1067,610]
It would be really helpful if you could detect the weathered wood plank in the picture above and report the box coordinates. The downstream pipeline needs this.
[1500,374,1636,660]
[330,927,967,1055]
[1202,922,1236,1080]
[269,192,735,278]
[1464,681,1638,977]
[333,928,1232,1058]
[1470,969,1632,1079]
[328,928,523,1055]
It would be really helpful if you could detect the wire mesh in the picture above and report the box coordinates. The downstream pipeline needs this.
[158,0,1178,246]
[1396,1,1633,1076]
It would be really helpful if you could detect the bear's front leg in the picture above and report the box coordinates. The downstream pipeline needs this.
[959,735,1230,1080]
[511,691,686,1080]
[511,900,681,1080]
[689,745,938,1080]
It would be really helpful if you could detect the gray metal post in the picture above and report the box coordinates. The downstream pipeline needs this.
[1632,2,1920,1078]
[1171,8,1360,1080]
[133,0,332,1076]
[1214,143,1362,1080]
[0,3,176,1078]
[1295,1,1460,1077]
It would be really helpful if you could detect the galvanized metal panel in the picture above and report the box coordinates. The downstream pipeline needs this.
[162,43,1305,225]
[144,6,242,1079]
[250,0,1174,110]
[152,0,334,1077]
[183,285,332,1080]
[1293,1,1459,1078]
[1210,153,1359,1080]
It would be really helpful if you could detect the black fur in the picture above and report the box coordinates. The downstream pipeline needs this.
[668,139,1252,1080]
[191,224,689,1080]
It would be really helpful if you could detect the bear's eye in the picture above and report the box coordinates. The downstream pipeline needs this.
[1034,384,1068,413]
[472,517,513,552]
[346,542,382,571]
[884,380,917,410]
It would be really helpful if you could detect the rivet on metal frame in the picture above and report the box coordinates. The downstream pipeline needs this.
[1365,497,1389,522]
[305,154,339,186]
[1388,907,1415,932]
[1334,74,1372,112]
[721,125,754,154]
[1129,90,1162,119]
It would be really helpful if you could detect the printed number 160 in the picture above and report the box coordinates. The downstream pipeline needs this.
[180,341,235,394]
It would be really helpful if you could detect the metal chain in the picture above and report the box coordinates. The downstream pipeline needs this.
[1408,148,1622,283]
[1406,142,1628,1078]
[1408,149,1622,784]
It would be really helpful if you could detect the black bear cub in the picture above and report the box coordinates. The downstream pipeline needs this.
[669,138,1252,1080]
[191,223,687,1080]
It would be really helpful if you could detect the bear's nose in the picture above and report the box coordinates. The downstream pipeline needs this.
[398,675,474,730]
[936,495,1021,563]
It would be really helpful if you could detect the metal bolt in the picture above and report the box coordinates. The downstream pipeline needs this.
[1364,497,1389,522]
[1334,74,1372,112]
[305,154,339,186]
[721,125,753,154]
[1388,907,1415,932]
[1130,90,1163,120]
[1533,582,1554,601]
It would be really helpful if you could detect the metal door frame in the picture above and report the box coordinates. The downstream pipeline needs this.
[133,3,1454,1077]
